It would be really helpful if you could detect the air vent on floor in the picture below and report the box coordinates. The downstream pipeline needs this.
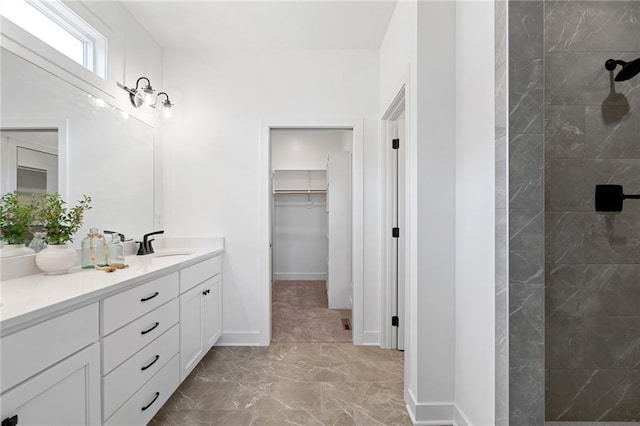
[341,318,352,330]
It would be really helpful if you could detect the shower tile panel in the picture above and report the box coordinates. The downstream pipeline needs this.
[496,206,508,291]
[583,317,640,369]
[509,0,544,59]
[497,289,509,357]
[496,137,508,210]
[545,368,640,421]
[585,106,640,159]
[510,134,544,210]
[545,314,586,369]
[544,1,589,52]
[546,158,640,211]
[545,1,640,52]
[546,211,640,264]
[546,52,640,106]
[545,105,586,159]
[510,209,545,283]
[510,59,544,134]
[496,63,508,139]
[510,358,545,425]
[546,264,640,319]
[510,283,545,358]
[496,0,507,67]
[496,351,509,426]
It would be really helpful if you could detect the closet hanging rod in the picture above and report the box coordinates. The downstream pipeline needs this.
[273,189,327,195]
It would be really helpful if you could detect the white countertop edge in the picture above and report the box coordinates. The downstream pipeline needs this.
[0,238,224,336]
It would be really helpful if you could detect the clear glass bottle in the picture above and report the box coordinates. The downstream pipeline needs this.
[28,232,47,253]
[81,228,106,269]
[108,232,125,266]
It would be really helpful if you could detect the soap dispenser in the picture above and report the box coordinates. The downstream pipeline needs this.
[107,232,125,266]
[81,228,106,269]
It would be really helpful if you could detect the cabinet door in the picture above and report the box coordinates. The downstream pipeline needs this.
[179,282,205,382]
[0,343,100,426]
[203,275,221,349]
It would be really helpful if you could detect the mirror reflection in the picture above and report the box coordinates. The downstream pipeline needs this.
[1,47,156,255]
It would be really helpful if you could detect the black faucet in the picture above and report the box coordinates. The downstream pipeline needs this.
[137,230,164,255]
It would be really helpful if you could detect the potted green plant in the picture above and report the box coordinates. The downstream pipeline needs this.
[33,192,92,274]
[0,191,36,257]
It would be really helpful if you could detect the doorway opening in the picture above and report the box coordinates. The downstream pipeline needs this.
[270,128,353,343]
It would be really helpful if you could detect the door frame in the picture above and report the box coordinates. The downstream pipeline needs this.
[381,85,409,349]
[0,118,68,198]
[259,118,365,345]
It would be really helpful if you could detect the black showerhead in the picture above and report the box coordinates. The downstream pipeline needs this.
[605,57,640,82]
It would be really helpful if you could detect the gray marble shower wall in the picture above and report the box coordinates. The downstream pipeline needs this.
[544,0,640,422]
[509,0,545,424]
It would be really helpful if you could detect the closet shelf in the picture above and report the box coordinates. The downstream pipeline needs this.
[273,189,327,195]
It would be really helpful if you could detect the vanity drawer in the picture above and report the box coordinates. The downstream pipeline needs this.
[180,256,221,293]
[102,299,178,375]
[104,354,179,426]
[0,303,98,393]
[101,272,178,335]
[103,324,179,420]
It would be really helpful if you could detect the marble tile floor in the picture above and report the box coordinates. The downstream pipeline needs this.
[272,281,352,343]
[150,343,410,425]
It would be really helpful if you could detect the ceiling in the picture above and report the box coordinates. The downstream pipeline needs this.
[121,1,398,50]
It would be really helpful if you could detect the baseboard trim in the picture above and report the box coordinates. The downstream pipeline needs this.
[453,405,471,426]
[217,331,263,346]
[406,388,455,425]
[273,273,327,281]
[361,331,380,346]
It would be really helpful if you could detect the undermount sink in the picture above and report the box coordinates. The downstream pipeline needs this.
[152,251,195,258]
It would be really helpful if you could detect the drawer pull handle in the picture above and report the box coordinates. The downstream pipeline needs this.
[140,292,159,302]
[141,322,160,335]
[141,392,160,411]
[141,355,160,371]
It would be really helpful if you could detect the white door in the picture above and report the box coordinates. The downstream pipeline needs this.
[0,343,101,426]
[179,282,205,381]
[203,275,222,348]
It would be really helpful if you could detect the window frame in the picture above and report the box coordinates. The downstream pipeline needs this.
[0,0,110,97]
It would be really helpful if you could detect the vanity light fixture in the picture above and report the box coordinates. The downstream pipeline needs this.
[123,76,156,108]
[122,77,174,118]
[154,92,174,119]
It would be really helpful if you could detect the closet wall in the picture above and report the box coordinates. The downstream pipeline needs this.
[271,129,351,281]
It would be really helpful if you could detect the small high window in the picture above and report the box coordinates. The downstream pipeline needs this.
[1,0,106,78]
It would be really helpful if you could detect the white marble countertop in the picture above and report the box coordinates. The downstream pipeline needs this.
[0,238,224,335]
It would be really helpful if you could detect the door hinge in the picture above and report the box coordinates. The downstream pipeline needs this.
[392,316,399,327]
[392,227,399,238]
[392,138,400,150]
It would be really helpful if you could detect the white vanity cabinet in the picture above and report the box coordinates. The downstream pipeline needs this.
[179,256,222,381]
[100,273,180,424]
[0,246,224,426]
[0,304,101,426]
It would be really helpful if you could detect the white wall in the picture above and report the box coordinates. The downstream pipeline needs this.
[380,1,497,424]
[273,194,327,281]
[414,1,457,420]
[454,1,496,425]
[271,129,351,170]
[161,49,380,345]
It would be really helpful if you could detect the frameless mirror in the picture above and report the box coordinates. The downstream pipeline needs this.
[1,47,155,254]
